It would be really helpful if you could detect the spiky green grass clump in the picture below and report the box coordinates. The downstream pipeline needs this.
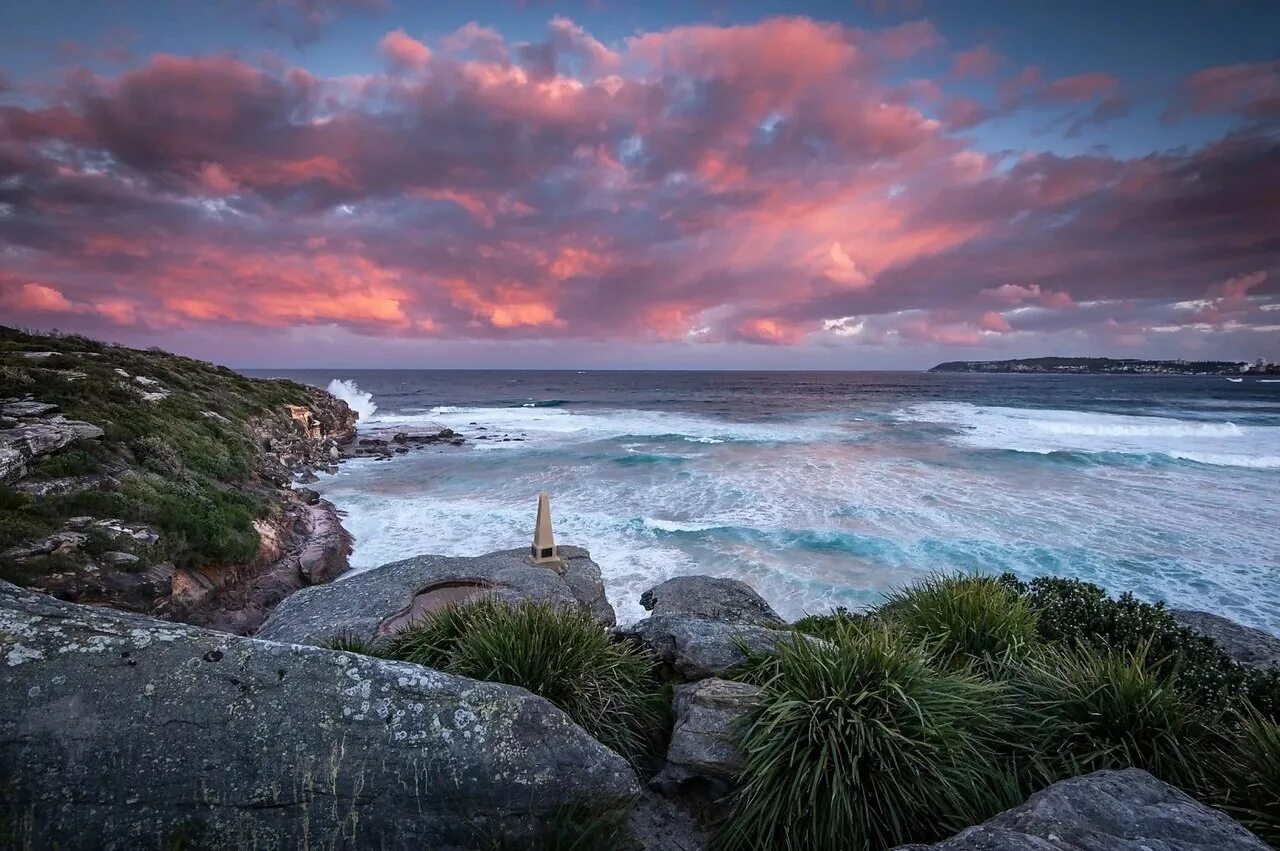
[792,606,862,641]
[1212,710,1280,844]
[386,599,665,766]
[1013,643,1218,792]
[321,630,387,657]
[877,574,1040,673]
[720,622,1011,851]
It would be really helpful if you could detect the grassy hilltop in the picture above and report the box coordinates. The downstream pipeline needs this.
[0,326,354,616]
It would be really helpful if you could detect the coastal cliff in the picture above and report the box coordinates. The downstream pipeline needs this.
[0,326,357,632]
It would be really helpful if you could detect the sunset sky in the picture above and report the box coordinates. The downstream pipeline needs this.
[1,0,1278,368]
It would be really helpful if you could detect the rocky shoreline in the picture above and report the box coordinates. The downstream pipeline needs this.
[4,556,1275,849]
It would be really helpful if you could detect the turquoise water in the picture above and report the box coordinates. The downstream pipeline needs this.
[249,370,1280,631]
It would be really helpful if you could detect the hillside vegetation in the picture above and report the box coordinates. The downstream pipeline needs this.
[0,326,355,619]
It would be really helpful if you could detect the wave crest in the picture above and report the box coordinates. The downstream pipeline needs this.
[327,378,377,422]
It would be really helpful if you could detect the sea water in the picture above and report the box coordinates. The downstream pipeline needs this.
[246,370,1280,631]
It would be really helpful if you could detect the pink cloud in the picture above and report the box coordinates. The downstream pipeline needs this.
[951,45,1000,79]
[0,18,1275,357]
[379,30,432,72]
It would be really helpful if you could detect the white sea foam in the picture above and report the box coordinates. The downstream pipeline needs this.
[373,404,837,446]
[326,379,377,422]
[642,517,723,533]
[901,402,1279,469]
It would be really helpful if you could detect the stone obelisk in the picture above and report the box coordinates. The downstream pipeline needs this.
[531,492,558,565]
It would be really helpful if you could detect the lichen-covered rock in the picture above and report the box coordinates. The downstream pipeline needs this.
[1172,609,1280,670]
[0,414,104,482]
[258,545,614,645]
[893,768,1268,850]
[0,581,640,850]
[640,575,784,628]
[653,678,762,799]
[622,615,805,680]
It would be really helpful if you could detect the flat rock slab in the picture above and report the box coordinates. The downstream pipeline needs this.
[0,580,639,850]
[894,768,1268,850]
[257,545,614,646]
[0,415,104,482]
[623,615,809,681]
[1172,609,1280,670]
[640,575,784,628]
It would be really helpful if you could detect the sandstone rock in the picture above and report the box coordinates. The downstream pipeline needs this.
[258,545,615,646]
[13,472,121,497]
[0,415,104,482]
[654,678,762,799]
[1172,609,1280,670]
[641,576,784,627]
[0,397,58,417]
[894,768,1268,850]
[2,530,86,560]
[168,498,352,635]
[623,615,806,680]
[100,551,140,566]
[0,581,640,850]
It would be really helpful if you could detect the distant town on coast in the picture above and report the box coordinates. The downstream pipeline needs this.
[929,357,1279,375]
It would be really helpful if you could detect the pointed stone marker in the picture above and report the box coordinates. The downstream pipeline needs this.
[531,491,559,565]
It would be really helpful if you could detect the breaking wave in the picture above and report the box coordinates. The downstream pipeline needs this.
[326,379,377,422]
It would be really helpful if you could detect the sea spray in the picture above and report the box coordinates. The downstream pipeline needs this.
[327,379,378,422]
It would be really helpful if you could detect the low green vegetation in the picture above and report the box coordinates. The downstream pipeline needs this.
[379,598,667,768]
[324,574,1279,849]
[1,327,338,580]
[721,621,1014,851]
[731,573,1280,848]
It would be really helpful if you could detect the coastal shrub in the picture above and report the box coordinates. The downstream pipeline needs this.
[998,574,1264,712]
[719,621,1011,851]
[877,574,1039,673]
[1012,642,1218,793]
[386,599,665,767]
[1212,710,1280,844]
[792,606,862,640]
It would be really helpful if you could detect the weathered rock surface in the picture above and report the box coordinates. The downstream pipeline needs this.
[0,412,104,482]
[640,575,784,628]
[1172,609,1280,670]
[0,581,640,850]
[628,790,709,851]
[653,678,762,799]
[258,545,614,645]
[894,768,1268,851]
[623,615,806,680]
[166,496,353,635]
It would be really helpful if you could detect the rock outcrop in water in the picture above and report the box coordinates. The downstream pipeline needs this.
[0,579,639,850]
[258,545,615,646]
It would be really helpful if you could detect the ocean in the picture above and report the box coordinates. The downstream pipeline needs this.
[246,370,1280,632]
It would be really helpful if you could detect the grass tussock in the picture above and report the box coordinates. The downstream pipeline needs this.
[720,574,1279,850]
[385,598,666,767]
[720,621,1013,851]
[877,574,1039,673]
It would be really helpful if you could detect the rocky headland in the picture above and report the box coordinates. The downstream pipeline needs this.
[0,327,462,633]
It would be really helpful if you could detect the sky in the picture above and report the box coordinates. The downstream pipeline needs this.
[1,1,1278,369]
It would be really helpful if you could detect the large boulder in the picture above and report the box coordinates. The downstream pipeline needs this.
[640,576,784,628]
[623,615,806,680]
[258,545,614,646]
[0,580,640,850]
[653,678,762,799]
[1171,609,1280,670]
[894,768,1268,850]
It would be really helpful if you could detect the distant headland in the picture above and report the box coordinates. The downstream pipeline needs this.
[929,356,1278,376]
